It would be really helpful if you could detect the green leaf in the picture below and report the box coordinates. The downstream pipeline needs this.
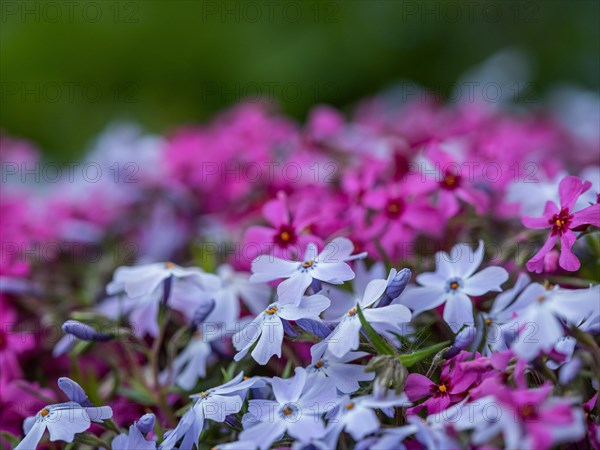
[398,341,451,367]
[281,360,294,378]
[117,381,156,405]
[0,432,19,447]
[356,304,397,356]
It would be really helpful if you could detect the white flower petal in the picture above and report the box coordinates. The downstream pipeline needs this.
[442,293,474,333]
[251,318,284,365]
[360,279,388,308]
[15,420,46,450]
[462,266,509,296]
[276,272,313,305]
[397,285,446,316]
[327,318,363,358]
[250,256,298,283]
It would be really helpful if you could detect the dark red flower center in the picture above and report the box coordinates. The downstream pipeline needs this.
[440,170,461,191]
[386,198,405,219]
[430,379,450,397]
[549,208,573,236]
[274,225,297,248]
[520,404,538,420]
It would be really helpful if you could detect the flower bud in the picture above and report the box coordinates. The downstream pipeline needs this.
[136,413,155,434]
[62,320,113,342]
[378,268,411,307]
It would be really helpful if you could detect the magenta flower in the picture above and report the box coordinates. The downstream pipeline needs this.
[423,142,490,218]
[243,193,322,261]
[461,382,586,449]
[404,352,478,414]
[522,175,600,272]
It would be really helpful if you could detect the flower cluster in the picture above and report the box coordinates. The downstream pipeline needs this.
[1,61,599,449]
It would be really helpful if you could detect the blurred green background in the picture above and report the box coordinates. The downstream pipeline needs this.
[1,0,598,160]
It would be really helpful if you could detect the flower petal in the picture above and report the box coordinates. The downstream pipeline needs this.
[15,420,47,450]
[559,230,580,271]
[272,368,306,404]
[250,256,298,283]
[443,293,474,333]
[559,176,591,210]
[397,285,447,316]
[571,203,600,228]
[251,317,284,365]
[463,266,509,296]
[404,373,436,401]
[276,271,313,305]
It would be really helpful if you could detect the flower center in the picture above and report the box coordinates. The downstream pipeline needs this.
[345,402,355,410]
[446,278,462,292]
[40,408,50,417]
[302,259,314,269]
[438,384,448,393]
[200,391,210,399]
[385,198,405,219]
[279,403,299,420]
[348,307,357,316]
[274,225,297,248]
[193,330,202,340]
[520,404,537,419]
[265,306,278,315]
[484,318,492,326]
[165,262,176,269]
[0,330,6,350]
[549,208,573,236]
[440,171,461,191]
[314,360,324,369]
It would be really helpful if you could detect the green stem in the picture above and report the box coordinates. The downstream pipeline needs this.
[398,341,451,367]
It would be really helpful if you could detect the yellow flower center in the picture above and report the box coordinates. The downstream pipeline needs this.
[348,307,357,316]
[314,360,324,368]
[449,282,459,290]
[279,231,291,242]
[165,262,175,269]
[484,318,492,326]
[265,306,278,315]
[282,407,294,416]
[40,408,50,417]
[345,402,355,410]
[193,330,202,340]
[438,384,447,393]
[200,391,210,399]
[302,259,314,268]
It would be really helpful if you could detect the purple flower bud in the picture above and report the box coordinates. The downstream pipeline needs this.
[281,319,298,337]
[135,413,155,434]
[309,278,323,294]
[62,320,113,342]
[378,268,411,307]
[58,377,93,407]
[296,318,333,338]
[191,299,216,330]
[162,274,174,304]
[445,325,475,359]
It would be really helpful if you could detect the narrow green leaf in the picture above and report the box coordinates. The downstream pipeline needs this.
[356,304,397,356]
[281,360,294,378]
[398,341,451,367]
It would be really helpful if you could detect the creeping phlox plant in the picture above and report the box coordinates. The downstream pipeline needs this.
[1,75,600,450]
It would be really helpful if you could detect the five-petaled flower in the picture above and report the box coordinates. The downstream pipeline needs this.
[522,175,600,272]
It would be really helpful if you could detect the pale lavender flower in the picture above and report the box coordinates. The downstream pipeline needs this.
[250,238,366,305]
[16,378,112,450]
